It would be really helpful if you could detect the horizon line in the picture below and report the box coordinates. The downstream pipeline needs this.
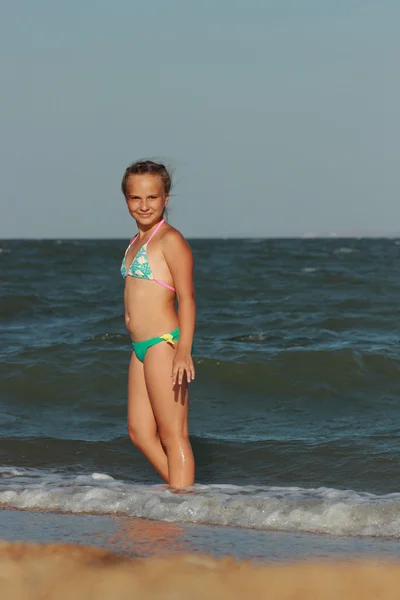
[2,234,400,241]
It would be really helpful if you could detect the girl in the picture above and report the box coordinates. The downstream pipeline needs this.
[120,160,195,489]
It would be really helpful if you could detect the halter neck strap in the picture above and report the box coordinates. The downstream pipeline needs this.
[147,219,165,243]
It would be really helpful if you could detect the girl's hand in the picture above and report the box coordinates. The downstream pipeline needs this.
[172,350,195,387]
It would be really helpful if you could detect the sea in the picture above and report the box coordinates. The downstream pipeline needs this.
[2,236,400,560]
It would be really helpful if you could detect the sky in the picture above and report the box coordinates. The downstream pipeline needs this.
[0,0,397,238]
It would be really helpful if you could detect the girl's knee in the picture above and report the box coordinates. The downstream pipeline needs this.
[159,430,189,451]
[127,424,140,447]
[128,424,155,450]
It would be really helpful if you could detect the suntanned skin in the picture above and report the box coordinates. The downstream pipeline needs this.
[123,173,195,489]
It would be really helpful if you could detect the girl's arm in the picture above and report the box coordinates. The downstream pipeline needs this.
[162,230,196,386]
[123,285,130,331]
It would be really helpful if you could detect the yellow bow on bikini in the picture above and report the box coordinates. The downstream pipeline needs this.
[160,333,175,346]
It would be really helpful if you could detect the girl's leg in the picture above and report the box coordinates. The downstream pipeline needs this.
[144,343,195,489]
[127,352,169,483]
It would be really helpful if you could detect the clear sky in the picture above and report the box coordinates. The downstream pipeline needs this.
[0,1,397,238]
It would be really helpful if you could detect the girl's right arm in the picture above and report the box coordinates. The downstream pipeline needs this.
[162,230,196,386]
[124,285,130,331]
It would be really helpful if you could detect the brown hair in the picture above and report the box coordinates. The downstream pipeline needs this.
[121,160,172,197]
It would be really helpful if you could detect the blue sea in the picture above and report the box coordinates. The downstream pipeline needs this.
[2,237,400,559]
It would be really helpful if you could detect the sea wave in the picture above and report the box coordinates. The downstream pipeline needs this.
[195,350,400,395]
[0,294,45,317]
[1,468,400,538]
[4,344,400,403]
[1,436,399,495]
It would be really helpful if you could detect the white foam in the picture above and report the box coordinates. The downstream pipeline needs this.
[1,468,400,538]
[334,247,359,254]
[0,468,25,477]
[91,473,114,480]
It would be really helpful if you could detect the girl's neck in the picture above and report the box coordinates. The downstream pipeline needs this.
[136,218,164,239]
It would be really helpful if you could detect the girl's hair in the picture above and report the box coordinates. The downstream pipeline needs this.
[121,160,172,197]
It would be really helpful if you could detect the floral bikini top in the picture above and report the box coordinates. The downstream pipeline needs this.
[120,219,175,292]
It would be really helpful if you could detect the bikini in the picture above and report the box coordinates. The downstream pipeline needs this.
[120,219,180,362]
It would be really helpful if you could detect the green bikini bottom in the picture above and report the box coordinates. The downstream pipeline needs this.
[131,327,180,362]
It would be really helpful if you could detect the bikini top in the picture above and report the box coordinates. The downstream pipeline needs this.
[120,219,175,292]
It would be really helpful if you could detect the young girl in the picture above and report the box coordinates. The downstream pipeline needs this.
[120,160,195,489]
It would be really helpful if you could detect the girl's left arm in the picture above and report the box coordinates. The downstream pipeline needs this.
[162,230,196,386]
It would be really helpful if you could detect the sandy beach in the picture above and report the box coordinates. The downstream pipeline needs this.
[2,537,400,599]
[1,508,400,598]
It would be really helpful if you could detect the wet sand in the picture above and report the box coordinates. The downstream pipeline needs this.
[2,507,400,561]
[3,508,400,598]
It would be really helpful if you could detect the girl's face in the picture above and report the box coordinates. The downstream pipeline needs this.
[124,174,168,228]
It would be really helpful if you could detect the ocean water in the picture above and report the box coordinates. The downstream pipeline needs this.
[2,237,400,546]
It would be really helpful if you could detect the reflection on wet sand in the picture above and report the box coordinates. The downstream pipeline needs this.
[107,516,189,556]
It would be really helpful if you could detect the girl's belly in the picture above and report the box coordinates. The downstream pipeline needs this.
[124,278,178,342]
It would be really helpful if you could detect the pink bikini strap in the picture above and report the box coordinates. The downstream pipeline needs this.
[130,233,139,246]
[147,219,165,243]
[154,278,176,292]
[124,234,138,258]
[147,221,175,291]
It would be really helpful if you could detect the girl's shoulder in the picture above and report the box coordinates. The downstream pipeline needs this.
[160,223,188,245]
[159,223,193,258]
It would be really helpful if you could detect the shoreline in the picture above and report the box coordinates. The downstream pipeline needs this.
[2,507,400,562]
